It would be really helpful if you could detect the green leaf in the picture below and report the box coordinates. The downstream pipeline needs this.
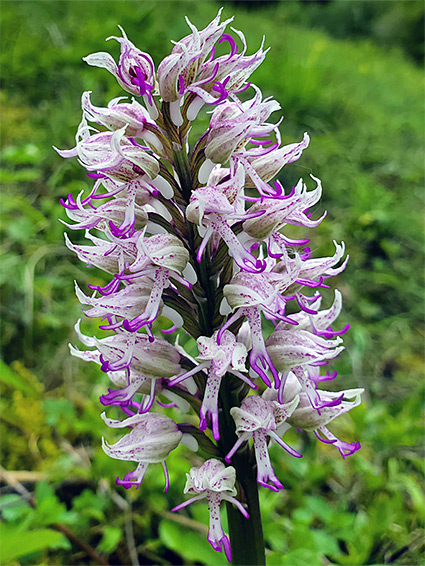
[304,495,333,522]
[281,548,322,566]
[33,482,75,527]
[1,143,42,165]
[0,494,31,522]
[0,525,68,562]
[97,525,122,554]
[43,398,75,428]
[0,359,40,396]
[34,495,68,528]
[311,529,342,558]
[267,551,285,565]
[159,519,227,565]
[0,168,42,183]
[71,489,106,522]
[35,481,56,503]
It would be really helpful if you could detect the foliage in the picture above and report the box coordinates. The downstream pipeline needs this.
[0,1,423,564]
[238,0,425,64]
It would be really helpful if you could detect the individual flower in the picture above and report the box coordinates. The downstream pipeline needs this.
[55,115,176,236]
[122,237,189,332]
[265,372,363,458]
[203,87,280,167]
[88,232,190,331]
[186,173,266,272]
[64,229,137,274]
[242,175,324,241]
[219,270,299,387]
[225,395,301,491]
[81,91,163,151]
[169,330,253,440]
[267,290,350,408]
[75,279,160,333]
[237,133,310,196]
[61,197,148,235]
[73,233,189,334]
[70,320,181,376]
[266,328,345,374]
[54,119,160,181]
[102,411,182,489]
[171,459,249,561]
[84,26,157,116]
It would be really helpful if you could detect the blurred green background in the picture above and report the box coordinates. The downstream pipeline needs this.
[0,1,424,564]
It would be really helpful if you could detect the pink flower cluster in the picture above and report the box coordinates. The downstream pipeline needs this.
[57,10,362,561]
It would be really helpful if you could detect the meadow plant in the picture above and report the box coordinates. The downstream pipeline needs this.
[56,10,363,564]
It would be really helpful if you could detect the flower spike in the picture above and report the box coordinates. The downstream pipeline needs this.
[58,11,362,563]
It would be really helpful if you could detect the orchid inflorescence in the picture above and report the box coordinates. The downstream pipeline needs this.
[57,10,362,562]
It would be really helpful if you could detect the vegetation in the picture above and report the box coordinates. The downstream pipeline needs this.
[1,1,423,564]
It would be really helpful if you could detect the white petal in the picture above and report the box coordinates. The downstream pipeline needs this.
[180,433,199,451]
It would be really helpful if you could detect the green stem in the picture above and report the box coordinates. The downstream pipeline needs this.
[173,145,193,202]
[173,126,266,566]
[219,378,266,566]
[226,462,265,566]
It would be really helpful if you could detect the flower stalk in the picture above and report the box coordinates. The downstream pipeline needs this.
[219,374,266,565]
[155,98,265,562]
